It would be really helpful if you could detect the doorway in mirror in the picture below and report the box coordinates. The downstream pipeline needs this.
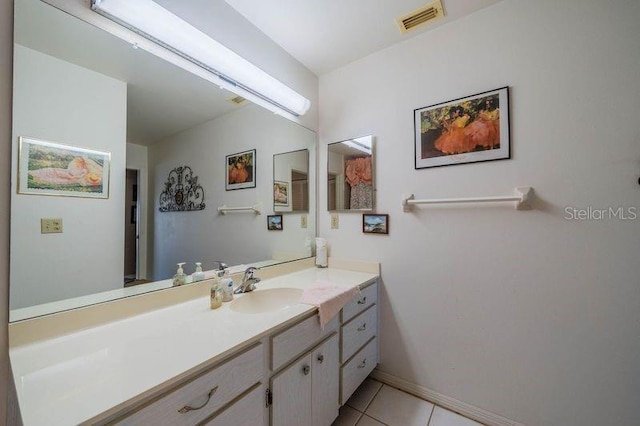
[124,169,139,286]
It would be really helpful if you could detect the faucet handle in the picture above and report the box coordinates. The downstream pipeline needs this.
[243,266,258,280]
[211,261,228,272]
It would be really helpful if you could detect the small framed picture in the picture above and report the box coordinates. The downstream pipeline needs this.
[273,180,289,207]
[363,214,389,235]
[226,149,256,190]
[267,214,283,231]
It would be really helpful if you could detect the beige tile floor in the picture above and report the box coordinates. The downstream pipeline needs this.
[333,379,484,426]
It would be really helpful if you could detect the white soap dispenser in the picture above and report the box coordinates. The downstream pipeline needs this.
[173,262,187,286]
[192,262,205,282]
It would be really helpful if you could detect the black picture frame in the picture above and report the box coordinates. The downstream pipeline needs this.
[363,214,389,235]
[267,214,283,231]
[225,149,256,190]
[414,86,510,169]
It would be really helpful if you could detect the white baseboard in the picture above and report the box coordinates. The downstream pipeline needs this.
[370,369,525,426]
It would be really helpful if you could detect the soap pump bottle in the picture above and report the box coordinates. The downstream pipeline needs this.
[173,262,187,286]
[192,262,205,282]
[220,274,234,302]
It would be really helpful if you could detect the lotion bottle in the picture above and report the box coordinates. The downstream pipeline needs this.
[210,271,223,309]
[173,262,187,286]
[192,262,205,282]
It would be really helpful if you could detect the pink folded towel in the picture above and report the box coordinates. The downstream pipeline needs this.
[299,280,360,328]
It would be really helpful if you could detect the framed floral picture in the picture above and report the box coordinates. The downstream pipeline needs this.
[226,149,256,190]
[17,136,111,198]
[414,87,510,169]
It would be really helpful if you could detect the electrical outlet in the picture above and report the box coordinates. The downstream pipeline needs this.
[330,214,339,229]
[41,218,63,234]
[301,215,308,228]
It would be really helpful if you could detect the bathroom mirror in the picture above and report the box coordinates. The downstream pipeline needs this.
[327,135,375,211]
[273,149,309,212]
[9,0,316,321]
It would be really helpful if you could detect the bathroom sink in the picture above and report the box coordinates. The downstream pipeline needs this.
[230,288,303,314]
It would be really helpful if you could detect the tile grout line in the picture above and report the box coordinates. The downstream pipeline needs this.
[426,403,435,426]
[360,414,390,426]
[361,384,391,426]
[363,382,385,413]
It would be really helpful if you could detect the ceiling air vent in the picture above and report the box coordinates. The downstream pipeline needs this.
[397,0,445,33]
[228,95,247,105]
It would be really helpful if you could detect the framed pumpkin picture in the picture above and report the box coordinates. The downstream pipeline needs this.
[226,149,256,190]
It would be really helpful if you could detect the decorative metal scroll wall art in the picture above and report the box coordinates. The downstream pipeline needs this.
[159,166,206,212]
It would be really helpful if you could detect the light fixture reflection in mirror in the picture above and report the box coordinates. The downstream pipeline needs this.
[273,149,309,213]
[8,0,316,322]
[327,136,375,211]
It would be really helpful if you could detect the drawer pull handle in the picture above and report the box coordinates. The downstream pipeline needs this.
[303,365,311,375]
[317,354,324,363]
[357,323,367,331]
[178,385,219,414]
[357,359,367,369]
[357,297,367,305]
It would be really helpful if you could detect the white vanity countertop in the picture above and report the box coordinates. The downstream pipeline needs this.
[9,267,378,426]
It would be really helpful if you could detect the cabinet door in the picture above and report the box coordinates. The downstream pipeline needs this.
[271,353,312,426]
[312,333,339,426]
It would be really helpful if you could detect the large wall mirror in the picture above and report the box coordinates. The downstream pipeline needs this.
[327,135,375,211]
[9,0,316,321]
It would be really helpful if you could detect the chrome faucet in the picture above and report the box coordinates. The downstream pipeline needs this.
[211,261,228,277]
[234,267,260,294]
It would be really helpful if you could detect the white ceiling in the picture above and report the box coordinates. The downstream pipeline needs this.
[225,0,503,75]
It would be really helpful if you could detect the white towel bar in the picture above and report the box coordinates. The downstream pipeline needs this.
[402,187,533,212]
[218,201,263,215]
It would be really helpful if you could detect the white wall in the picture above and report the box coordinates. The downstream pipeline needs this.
[149,105,316,280]
[1,0,13,422]
[319,1,640,425]
[126,143,148,279]
[10,45,126,309]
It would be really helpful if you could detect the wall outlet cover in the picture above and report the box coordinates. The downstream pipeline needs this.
[41,218,63,234]
[301,215,308,228]
[331,214,339,229]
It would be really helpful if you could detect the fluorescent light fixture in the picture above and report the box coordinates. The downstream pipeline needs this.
[344,138,372,155]
[91,0,311,117]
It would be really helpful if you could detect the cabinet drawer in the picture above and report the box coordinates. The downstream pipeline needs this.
[341,305,377,363]
[342,282,377,323]
[202,384,265,426]
[340,337,378,405]
[271,314,338,371]
[117,343,264,425]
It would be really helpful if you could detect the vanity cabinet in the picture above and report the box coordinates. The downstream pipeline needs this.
[339,281,379,405]
[12,266,381,426]
[112,343,265,425]
[202,383,266,426]
[271,333,339,426]
[269,279,379,423]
